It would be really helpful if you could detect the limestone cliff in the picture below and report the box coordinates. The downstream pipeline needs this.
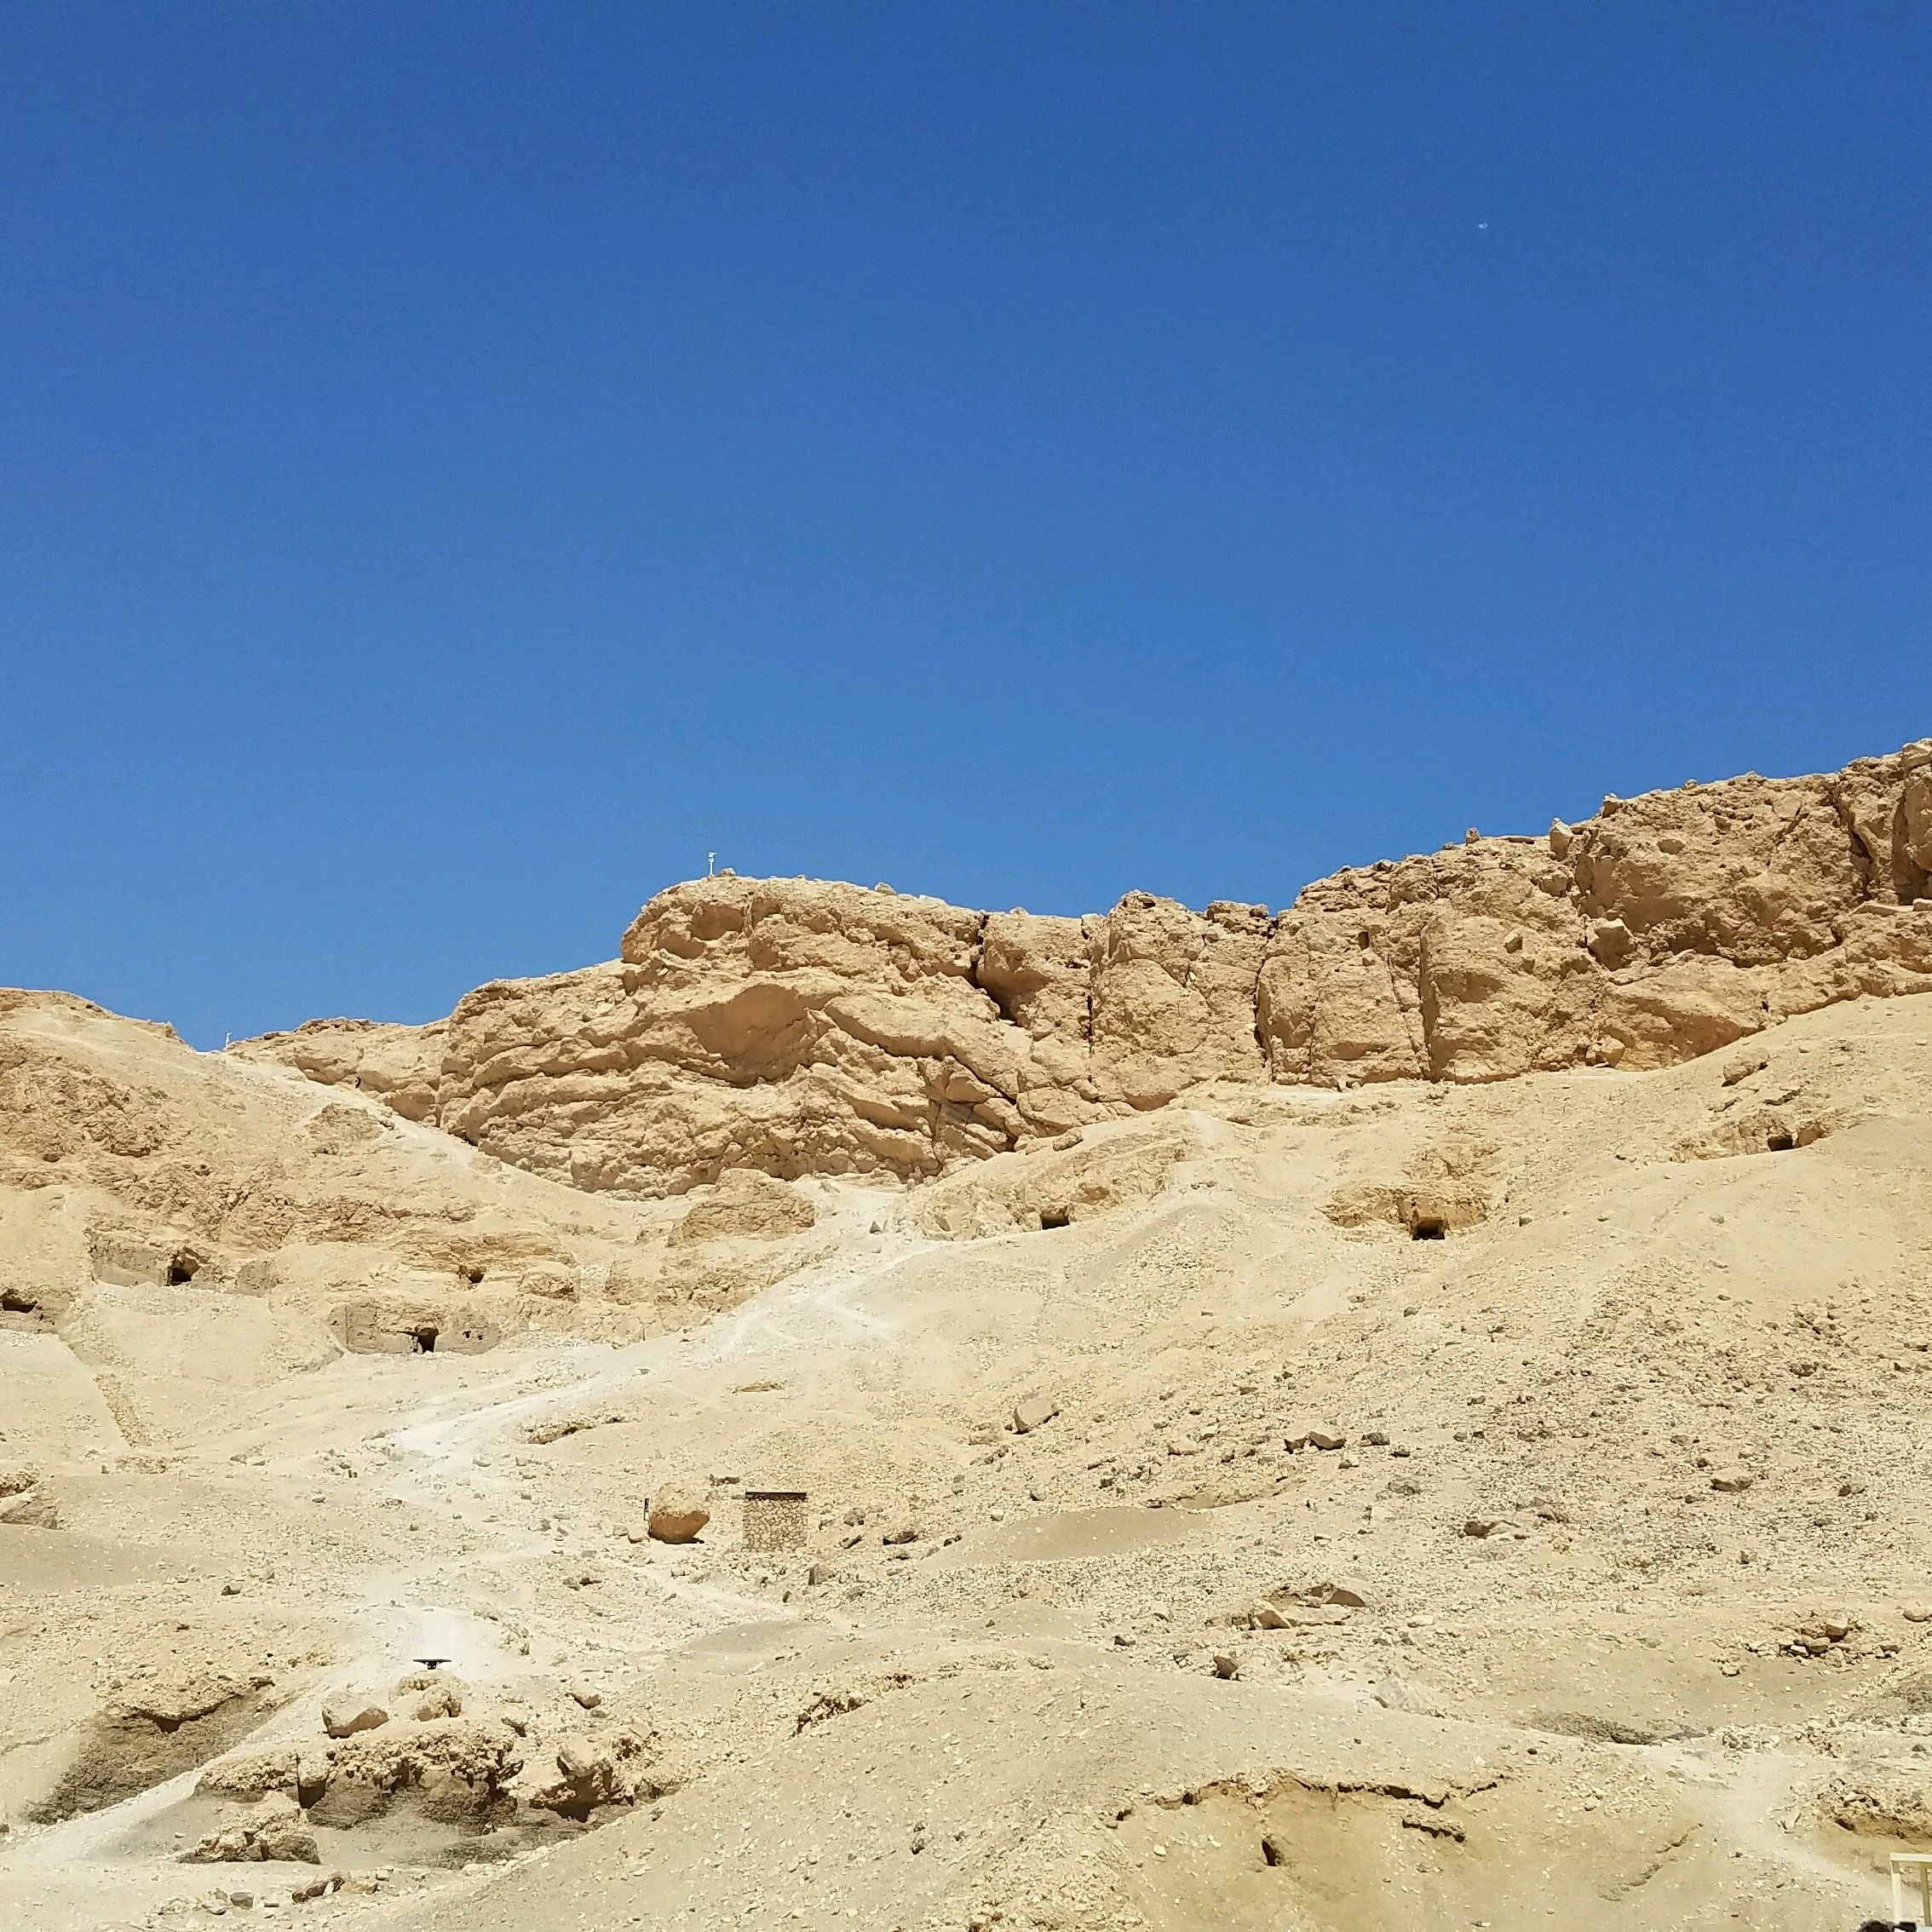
[236,739,1932,1197]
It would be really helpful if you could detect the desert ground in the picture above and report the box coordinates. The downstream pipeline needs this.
[6,745,1932,1930]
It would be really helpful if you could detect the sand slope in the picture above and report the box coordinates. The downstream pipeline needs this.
[3,980,1932,1927]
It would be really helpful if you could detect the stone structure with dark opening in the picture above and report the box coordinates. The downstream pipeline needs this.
[330,1300,499,1355]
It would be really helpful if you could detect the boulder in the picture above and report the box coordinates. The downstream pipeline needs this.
[668,1170,817,1245]
[321,1703,388,1740]
[0,1486,61,1529]
[647,1489,710,1544]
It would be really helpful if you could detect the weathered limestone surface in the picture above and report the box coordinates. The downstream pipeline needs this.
[237,740,1932,1197]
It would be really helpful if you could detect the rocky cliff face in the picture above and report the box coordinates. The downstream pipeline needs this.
[237,739,1932,1197]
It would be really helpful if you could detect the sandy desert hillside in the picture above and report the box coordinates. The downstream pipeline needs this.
[3,741,1932,1931]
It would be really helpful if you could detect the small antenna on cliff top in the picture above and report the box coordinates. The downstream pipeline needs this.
[707,852,716,877]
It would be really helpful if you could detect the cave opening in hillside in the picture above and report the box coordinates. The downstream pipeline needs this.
[1038,1210,1071,1231]
[411,1325,439,1354]
[1410,1217,1446,1241]
[462,1267,485,1285]
[165,1252,201,1285]
[1766,1130,1795,1153]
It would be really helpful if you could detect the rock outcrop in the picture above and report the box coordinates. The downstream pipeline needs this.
[261,1717,524,1829]
[30,1670,285,1821]
[180,1791,320,1865]
[526,1728,673,1820]
[237,739,1932,1198]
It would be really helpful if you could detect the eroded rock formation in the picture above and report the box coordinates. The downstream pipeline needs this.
[238,739,1932,1197]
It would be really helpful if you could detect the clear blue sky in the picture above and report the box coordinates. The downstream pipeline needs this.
[3,5,1927,1049]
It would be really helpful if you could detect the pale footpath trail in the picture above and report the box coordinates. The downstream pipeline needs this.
[341,1181,924,1691]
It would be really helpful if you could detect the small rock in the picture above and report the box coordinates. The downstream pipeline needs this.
[1371,1676,1444,1717]
[1710,1469,1755,1493]
[1588,917,1635,967]
[320,1703,388,1740]
[1211,1653,1239,1680]
[1012,1396,1061,1435]
[568,1683,602,1710]
[1903,1604,1932,1623]
[1310,1580,1367,1608]
[882,1527,919,1545]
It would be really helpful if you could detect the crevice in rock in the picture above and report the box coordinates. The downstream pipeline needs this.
[1381,939,1426,1082]
[1415,937,1441,1084]
[965,911,991,1004]
[1895,793,1930,905]
[1827,781,1879,906]
[1246,918,1274,1067]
